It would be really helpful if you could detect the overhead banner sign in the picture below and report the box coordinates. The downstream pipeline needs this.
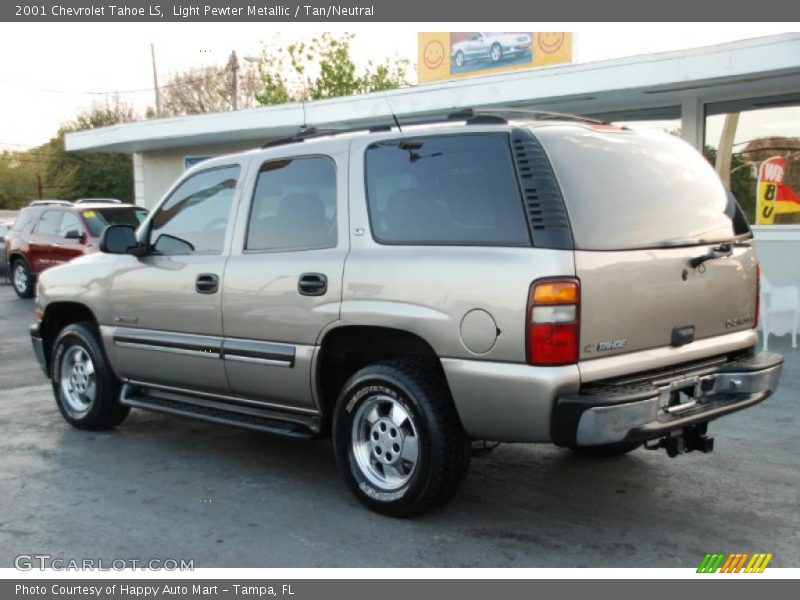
[756,156,800,224]
[418,32,572,84]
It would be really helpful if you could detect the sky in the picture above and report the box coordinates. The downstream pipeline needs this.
[0,23,794,150]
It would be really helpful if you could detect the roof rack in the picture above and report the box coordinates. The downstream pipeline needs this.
[29,199,72,207]
[74,198,123,204]
[259,107,616,150]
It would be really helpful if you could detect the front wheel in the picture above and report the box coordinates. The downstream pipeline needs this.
[12,260,34,298]
[333,359,471,517]
[490,43,503,62]
[454,50,465,67]
[51,322,129,430]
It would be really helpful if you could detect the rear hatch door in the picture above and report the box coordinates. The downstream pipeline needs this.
[535,126,758,360]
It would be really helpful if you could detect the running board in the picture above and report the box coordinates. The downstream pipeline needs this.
[120,384,319,439]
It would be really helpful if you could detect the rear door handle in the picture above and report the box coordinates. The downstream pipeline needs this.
[196,273,219,294]
[298,273,327,296]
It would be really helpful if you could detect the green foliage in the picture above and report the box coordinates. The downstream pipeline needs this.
[0,151,39,209]
[255,33,410,106]
[45,99,135,203]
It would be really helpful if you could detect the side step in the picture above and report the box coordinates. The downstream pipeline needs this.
[120,384,320,439]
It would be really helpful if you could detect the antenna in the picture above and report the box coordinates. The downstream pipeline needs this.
[382,91,404,137]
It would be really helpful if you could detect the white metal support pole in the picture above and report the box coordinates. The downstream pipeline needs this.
[681,96,705,151]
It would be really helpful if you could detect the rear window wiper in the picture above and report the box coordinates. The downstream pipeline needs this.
[688,242,735,269]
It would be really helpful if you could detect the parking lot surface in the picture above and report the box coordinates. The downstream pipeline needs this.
[1,283,798,567]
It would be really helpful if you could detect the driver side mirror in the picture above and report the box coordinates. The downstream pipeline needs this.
[100,224,139,255]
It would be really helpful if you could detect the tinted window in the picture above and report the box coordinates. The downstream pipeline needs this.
[57,212,83,237]
[35,210,63,236]
[537,129,749,250]
[82,208,147,237]
[246,157,337,251]
[365,134,530,246]
[150,166,239,255]
[13,210,36,232]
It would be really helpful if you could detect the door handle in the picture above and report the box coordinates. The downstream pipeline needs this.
[298,273,327,296]
[196,273,219,294]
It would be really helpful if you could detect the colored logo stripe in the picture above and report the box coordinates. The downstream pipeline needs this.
[697,552,773,573]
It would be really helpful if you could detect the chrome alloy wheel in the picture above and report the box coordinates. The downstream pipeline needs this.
[59,346,96,418]
[351,394,420,490]
[13,264,28,295]
[491,44,502,62]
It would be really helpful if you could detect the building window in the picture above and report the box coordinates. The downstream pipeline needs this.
[705,94,800,225]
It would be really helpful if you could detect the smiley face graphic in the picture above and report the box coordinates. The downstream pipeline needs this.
[537,32,566,55]
[423,39,445,70]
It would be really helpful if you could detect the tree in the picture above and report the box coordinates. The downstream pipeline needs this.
[254,33,410,106]
[146,64,263,117]
[41,97,137,203]
[0,150,39,209]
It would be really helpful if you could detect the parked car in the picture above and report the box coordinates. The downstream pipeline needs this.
[5,201,147,298]
[0,221,12,278]
[30,111,783,516]
[451,32,532,68]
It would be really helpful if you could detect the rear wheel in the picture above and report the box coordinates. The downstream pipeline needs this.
[11,260,34,298]
[570,441,642,458]
[51,322,129,430]
[490,43,503,62]
[333,359,471,517]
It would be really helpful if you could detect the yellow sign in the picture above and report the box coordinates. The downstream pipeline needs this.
[418,32,572,84]
[756,156,800,225]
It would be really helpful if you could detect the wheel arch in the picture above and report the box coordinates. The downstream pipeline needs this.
[40,302,100,374]
[316,325,445,419]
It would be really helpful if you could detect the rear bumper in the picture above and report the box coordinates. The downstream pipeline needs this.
[552,351,783,447]
[30,322,48,377]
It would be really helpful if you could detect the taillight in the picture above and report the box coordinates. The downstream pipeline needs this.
[527,278,580,366]
[754,264,760,329]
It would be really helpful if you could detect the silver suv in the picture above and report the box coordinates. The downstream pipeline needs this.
[30,111,783,516]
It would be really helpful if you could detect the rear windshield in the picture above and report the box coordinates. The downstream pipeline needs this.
[81,207,147,237]
[537,129,751,250]
[364,134,530,246]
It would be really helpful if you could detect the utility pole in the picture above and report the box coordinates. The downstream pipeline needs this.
[228,50,239,111]
[36,174,42,200]
[151,43,162,118]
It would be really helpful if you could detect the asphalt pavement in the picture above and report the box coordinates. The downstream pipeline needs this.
[1,283,798,567]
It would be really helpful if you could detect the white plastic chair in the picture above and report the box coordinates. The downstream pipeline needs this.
[760,276,799,351]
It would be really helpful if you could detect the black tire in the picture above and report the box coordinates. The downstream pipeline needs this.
[51,321,129,430]
[11,259,35,298]
[333,359,471,517]
[570,441,642,458]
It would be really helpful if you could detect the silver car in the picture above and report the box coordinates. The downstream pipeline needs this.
[30,111,783,516]
[451,32,532,67]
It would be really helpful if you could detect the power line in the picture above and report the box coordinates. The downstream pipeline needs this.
[2,69,231,97]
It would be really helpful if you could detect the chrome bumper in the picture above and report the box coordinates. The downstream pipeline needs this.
[30,322,48,377]
[553,351,783,447]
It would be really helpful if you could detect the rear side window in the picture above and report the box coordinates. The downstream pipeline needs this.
[13,209,36,232]
[365,134,530,246]
[246,157,337,252]
[35,210,63,236]
[82,208,147,237]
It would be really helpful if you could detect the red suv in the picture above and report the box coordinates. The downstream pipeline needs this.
[5,200,147,298]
